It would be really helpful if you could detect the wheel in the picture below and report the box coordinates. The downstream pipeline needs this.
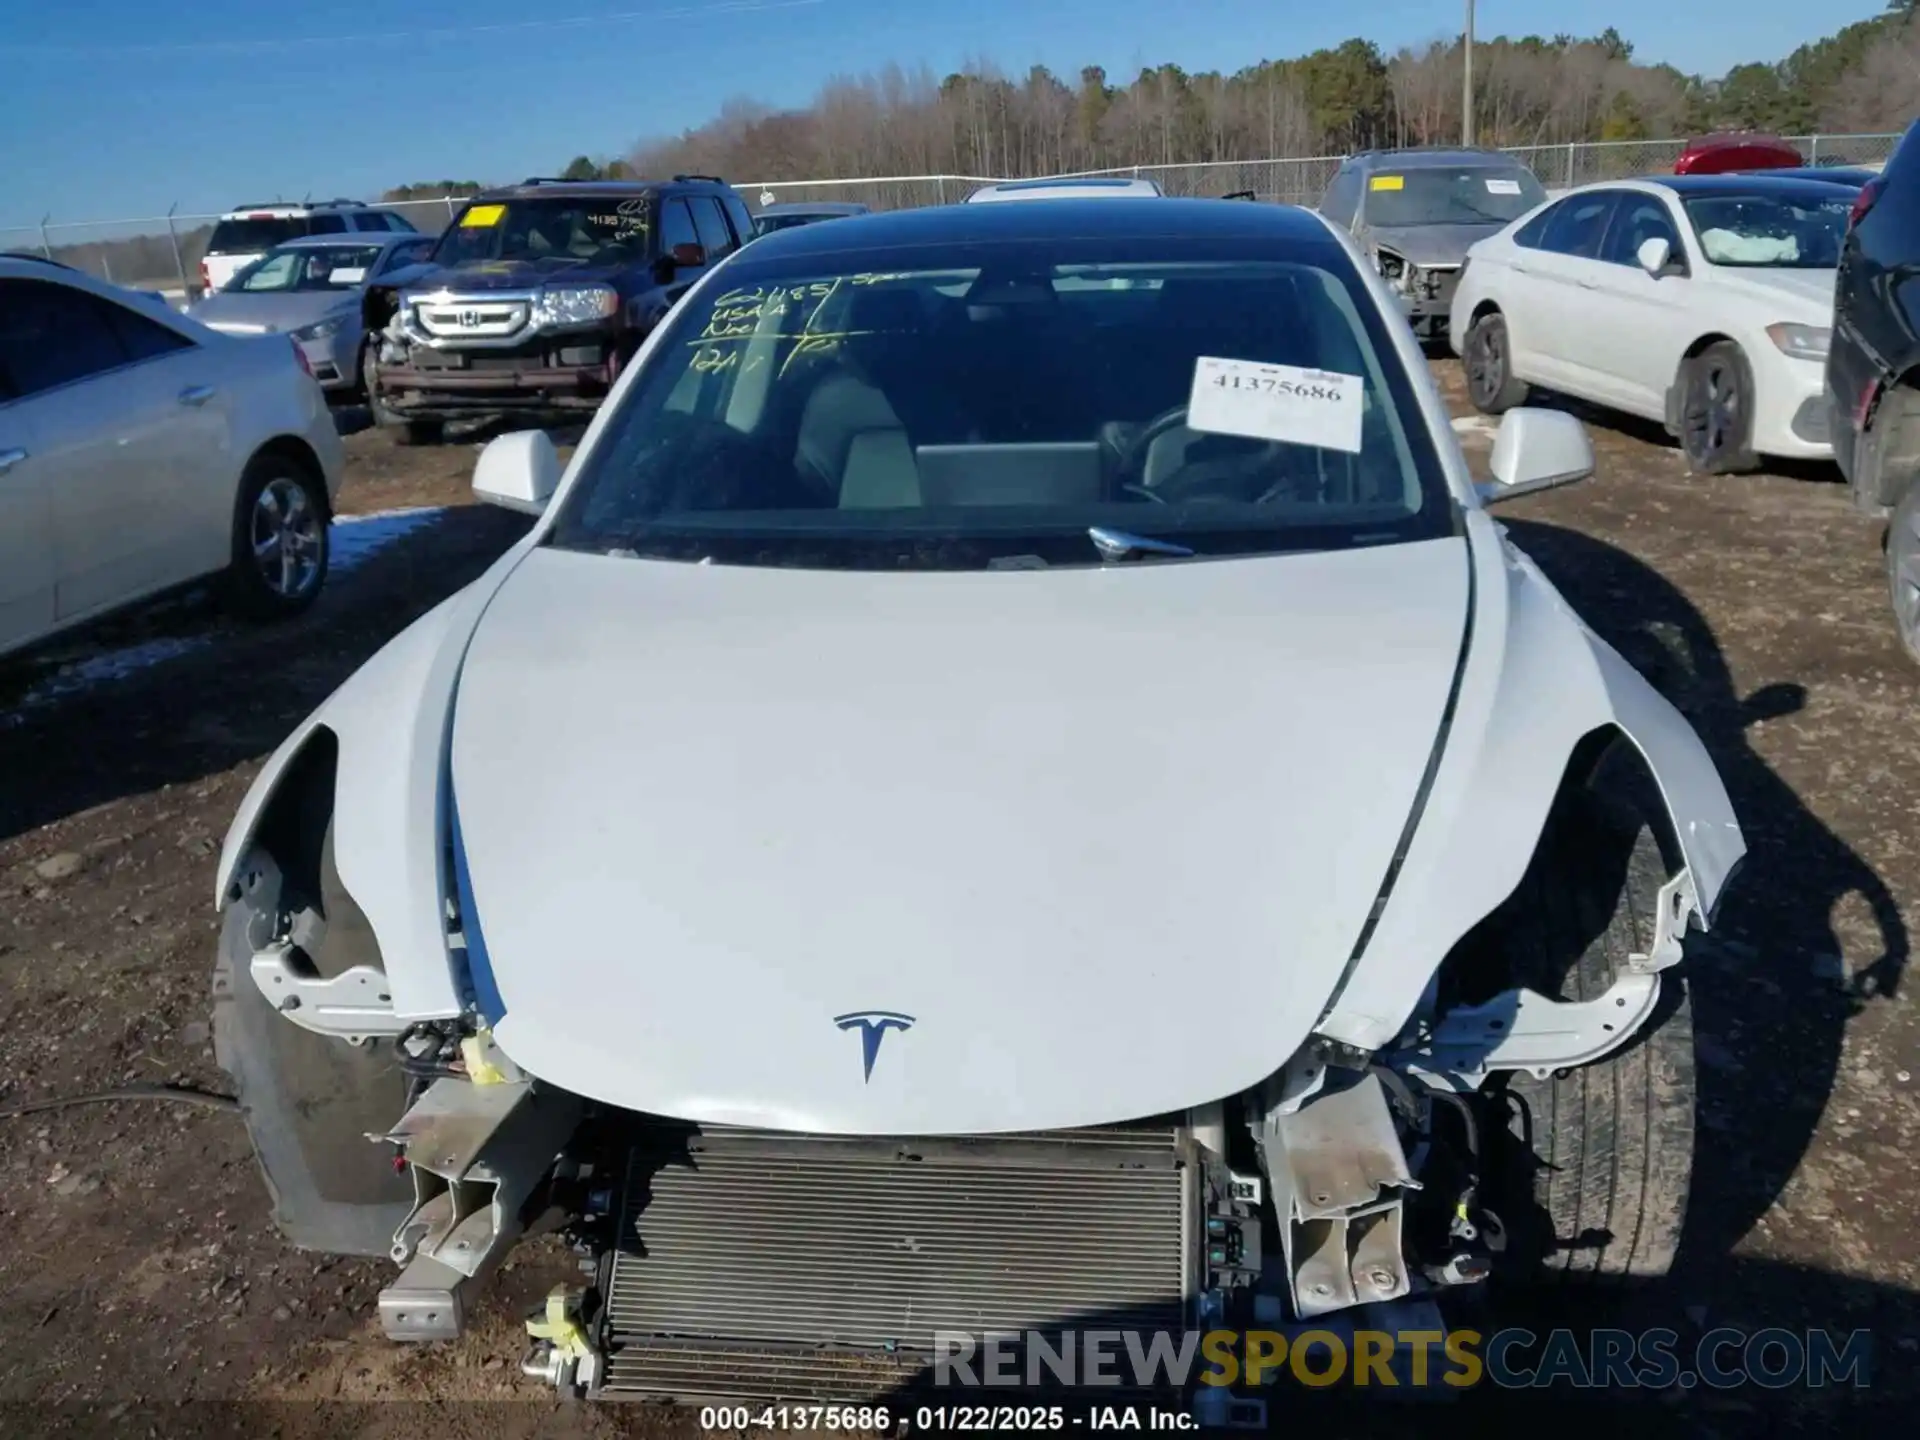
[212,812,413,1258]
[213,913,414,1257]
[1887,478,1920,667]
[229,451,329,620]
[1496,750,1694,1285]
[397,419,444,447]
[1678,342,1759,474]
[367,360,443,445]
[1463,310,1529,414]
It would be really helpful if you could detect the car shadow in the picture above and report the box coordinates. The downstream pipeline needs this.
[1517,388,1842,486]
[0,505,529,844]
[1497,518,1907,1267]
[843,1254,1912,1434]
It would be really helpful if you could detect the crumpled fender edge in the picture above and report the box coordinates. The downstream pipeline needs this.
[1317,511,1746,1052]
[214,546,532,1022]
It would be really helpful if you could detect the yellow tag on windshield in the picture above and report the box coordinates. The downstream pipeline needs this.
[1370,175,1404,191]
[460,204,505,227]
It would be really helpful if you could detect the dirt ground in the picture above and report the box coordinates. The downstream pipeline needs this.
[1,373,1916,1438]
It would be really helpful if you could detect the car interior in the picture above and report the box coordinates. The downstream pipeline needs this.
[622,264,1424,525]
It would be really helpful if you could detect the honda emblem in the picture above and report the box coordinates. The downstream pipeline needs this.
[458,309,482,328]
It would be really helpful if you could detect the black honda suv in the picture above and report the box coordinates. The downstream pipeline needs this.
[1826,121,1920,665]
[362,175,754,444]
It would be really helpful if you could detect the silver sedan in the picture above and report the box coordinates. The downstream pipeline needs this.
[187,233,437,396]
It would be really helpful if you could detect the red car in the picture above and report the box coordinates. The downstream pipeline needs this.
[1673,132,1804,175]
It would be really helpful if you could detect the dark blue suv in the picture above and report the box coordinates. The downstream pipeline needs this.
[1826,121,1920,665]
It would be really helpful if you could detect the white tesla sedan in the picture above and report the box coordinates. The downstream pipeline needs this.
[210,199,1743,1406]
[1449,173,1856,472]
[0,254,345,658]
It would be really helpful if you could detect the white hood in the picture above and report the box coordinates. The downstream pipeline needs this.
[451,538,1470,1134]
[1713,265,1836,320]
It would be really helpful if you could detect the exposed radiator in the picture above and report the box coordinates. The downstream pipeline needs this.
[598,1123,1197,1402]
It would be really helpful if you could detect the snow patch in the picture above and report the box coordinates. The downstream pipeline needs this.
[1,506,450,722]
[331,506,448,573]
[5,637,216,718]
[1451,414,1500,441]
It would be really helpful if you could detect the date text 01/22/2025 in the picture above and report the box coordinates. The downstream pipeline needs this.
[696,1405,1198,1432]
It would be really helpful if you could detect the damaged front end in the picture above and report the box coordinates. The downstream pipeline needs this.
[210,504,1737,1412]
[362,279,630,426]
[219,812,1688,1418]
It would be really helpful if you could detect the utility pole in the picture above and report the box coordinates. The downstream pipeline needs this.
[1462,0,1476,147]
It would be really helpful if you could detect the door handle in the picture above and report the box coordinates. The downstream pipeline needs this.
[178,385,216,406]
[0,447,26,476]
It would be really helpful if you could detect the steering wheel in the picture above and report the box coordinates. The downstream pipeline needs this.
[1116,405,1197,503]
[1118,403,1291,506]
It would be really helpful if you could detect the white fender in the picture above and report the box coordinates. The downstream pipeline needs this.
[1317,509,1745,1051]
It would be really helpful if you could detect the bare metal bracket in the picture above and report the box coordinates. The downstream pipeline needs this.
[1398,971,1662,1090]
[377,1077,583,1341]
[249,944,404,1038]
[1264,1072,1419,1319]
[233,848,403,1039]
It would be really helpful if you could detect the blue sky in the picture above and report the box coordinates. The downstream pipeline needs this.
[0,0,1891,232]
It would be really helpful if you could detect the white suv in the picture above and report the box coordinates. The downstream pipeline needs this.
[200,200,418,294]
[0,255,346,659]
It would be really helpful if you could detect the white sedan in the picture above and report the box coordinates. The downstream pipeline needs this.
[1449,173,1856,472]
[0,254,345,659]
[208,199,1744,1399]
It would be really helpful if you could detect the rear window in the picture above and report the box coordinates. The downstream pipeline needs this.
[548,238,1453,571]
[207,217,311,253]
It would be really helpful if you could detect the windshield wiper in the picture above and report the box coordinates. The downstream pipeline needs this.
[1088,526,1195,562]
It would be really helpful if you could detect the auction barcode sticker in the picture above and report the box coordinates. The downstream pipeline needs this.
[1187,356,1365,455]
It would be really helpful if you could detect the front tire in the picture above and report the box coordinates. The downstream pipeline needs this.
[1498,757,1695,1285]
[228,451,330,620]
[212,871,413,1258]
[367,358,443,446]
[1678,342,1759,474]
[1887,478,1920,667]
[1464,310,1530,414]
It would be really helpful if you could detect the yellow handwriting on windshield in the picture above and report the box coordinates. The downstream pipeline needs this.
[688,273,909,377]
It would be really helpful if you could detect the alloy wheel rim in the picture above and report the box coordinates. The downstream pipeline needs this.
[1469,326,1502,403]
[251,476,324,598]
[1684,363,1737,461]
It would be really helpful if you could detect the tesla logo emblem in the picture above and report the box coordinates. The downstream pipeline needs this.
[458,309,482,328]
[834,1010,915,1082]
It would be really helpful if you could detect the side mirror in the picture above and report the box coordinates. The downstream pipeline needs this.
[1475,408,1595,506]
[473,430,561,516]
[652,242,706,283]
[1636,236,1674,276]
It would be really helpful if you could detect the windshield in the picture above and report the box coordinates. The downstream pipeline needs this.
[547,240,1453,571]
[1682,191,1849,268]
[431,196,656,267]
[207,216,311,253]
[233,243,385,292]
[1362,167,1548,227]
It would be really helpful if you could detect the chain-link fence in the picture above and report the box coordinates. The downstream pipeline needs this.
[740,175,994,212]
[6,132,1900,297]
[1504,131,1900,190]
